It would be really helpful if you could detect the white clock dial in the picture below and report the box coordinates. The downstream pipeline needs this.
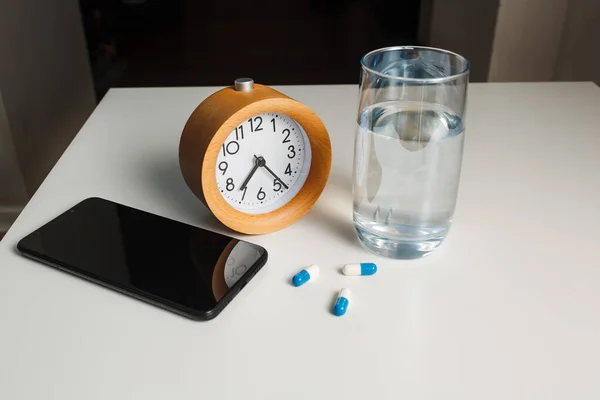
[215,112,312,214]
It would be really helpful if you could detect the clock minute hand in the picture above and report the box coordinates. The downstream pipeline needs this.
[240,159,260,191]
[261,162,289,190]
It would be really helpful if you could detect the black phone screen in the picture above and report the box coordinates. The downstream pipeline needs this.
[17,198,267,319]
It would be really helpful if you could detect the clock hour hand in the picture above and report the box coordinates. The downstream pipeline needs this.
[259,159,289,190]
[240,156,263,191]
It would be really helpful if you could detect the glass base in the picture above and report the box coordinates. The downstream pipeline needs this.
[355,224,447,260]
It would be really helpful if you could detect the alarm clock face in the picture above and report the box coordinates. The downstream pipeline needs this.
[215,112,312,214]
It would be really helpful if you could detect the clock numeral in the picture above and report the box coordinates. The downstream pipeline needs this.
[282,129,291,143]
[270,118,276,132]
[257,187,266,201]
[218,161,228,175]
[248,116,263,132]
[273,179,282,192]
[222,141,240,157]
[287,145,296,159]
[241,186,247,201]
[235,126,244,140]
[284,163,292,176]
[226,178,235,191]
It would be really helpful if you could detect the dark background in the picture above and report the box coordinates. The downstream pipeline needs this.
[80,0,422,100]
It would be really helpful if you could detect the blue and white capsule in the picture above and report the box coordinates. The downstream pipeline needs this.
[342,263,377,276]
[292,265,320,287]
[333,288,351,316]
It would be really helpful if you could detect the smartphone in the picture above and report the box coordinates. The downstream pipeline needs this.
[17,197,268,320]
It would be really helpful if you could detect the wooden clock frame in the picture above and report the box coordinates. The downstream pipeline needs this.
[179,84,332,234]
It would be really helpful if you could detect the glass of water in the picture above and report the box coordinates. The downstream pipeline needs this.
[353,46,470,259]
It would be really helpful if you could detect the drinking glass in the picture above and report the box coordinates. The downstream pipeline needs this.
[353,46,470,259]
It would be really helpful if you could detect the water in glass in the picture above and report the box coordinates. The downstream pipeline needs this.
[353,100,464,258]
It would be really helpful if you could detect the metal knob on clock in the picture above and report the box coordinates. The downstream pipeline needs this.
[234,78,254,92]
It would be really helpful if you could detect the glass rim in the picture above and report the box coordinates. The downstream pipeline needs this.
[361,46,471,83]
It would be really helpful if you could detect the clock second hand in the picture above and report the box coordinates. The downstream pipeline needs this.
[255,155,289,190]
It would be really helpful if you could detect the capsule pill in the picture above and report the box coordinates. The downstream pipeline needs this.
[292,264,320,287]
[333,288,351,316]
[342,263,377,276]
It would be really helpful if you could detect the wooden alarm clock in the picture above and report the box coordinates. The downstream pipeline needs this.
[179,78,332,234]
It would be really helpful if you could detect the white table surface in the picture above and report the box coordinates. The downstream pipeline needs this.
[1,82,600,399]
